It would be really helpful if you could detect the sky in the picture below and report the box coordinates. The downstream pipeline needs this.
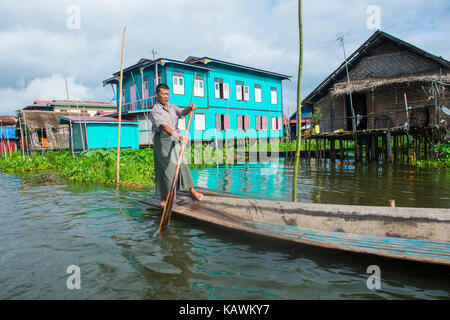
[0,0,449,115]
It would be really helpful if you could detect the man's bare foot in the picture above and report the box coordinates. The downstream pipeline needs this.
[160,197,166,207]
[189,188,203,201]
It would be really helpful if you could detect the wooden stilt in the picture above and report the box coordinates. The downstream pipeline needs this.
[330,137,335,161]
[315,138,318,161]
[406,133,411,164]
[386,132,392,163]
[393,134,398,163]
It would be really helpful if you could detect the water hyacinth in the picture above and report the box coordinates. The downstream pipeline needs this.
[0,149,156,188]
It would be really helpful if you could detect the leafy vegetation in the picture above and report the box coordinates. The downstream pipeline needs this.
[0,149,156,188]
[412,142,450,168]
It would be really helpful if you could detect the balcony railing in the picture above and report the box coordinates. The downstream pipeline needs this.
[122,96,156,113]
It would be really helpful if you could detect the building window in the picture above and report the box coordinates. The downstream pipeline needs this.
[177,118,186,131]
[194,74,205,97]
[255,116,267,131]
[215,114,230,131]
[37,129,49,147]
[214,78,229,99]
[272,117,282,131]
[236,81,244,101]
[243,85,249,101]
[237,115,250,131]
[255,84,262,103]
[270,87,277,105]
[195,113,206,131]
[172,71,185,95]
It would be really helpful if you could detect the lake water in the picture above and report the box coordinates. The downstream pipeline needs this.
[0,160,449,299]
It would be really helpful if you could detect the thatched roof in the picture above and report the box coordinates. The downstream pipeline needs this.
[332,73,450,96]
[19,110,83,129]
[302,30,450,106]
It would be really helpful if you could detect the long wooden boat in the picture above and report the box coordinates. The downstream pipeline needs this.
[141,190,450,266]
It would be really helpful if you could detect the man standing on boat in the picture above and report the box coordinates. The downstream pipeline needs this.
[149,83,203,207]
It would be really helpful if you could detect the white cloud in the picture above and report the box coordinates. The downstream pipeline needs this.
[0,74,109,114]
[0,0,448,116]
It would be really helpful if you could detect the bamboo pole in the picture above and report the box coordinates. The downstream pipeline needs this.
[23,112,30,156]
[18,117,25,160]
[65,85,75,158]
[116,27,127,190]
[159,72,197,232]
[69,120,75,157]
[292,0,303,202]
[5,127,12,158]
[75,103,85,151]
[0,126,5,159]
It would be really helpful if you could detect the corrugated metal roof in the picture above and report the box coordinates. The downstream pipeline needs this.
[50,100,116,108]
[0,116,17,125]
[26,100,116,110]
[104,58,215,85]
[186,56,292,80]
[32,100,52,106]
[59,116,137,124]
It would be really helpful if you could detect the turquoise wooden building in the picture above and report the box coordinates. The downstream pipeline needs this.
[103,57,291,145]
[58,116,139,151]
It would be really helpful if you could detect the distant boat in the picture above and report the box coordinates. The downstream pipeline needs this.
[141,189,450,266]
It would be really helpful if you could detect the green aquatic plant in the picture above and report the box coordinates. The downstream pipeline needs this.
[0,149,156,188]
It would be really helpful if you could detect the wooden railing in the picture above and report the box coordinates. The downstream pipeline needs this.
[122,96,156,112]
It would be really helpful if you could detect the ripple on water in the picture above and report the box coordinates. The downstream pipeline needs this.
[0,167,449,300]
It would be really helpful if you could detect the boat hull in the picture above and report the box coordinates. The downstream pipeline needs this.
[141,193,450,266]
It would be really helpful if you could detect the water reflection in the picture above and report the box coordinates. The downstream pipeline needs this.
[0,165,449,300]
[191,159,449,208]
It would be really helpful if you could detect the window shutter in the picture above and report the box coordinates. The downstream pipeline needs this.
[255,116,260,131]
[255,85,262,103]
[216,114,221,130]
[194,80,199,96]
[237,116,242,130]
[262,117,267,130]
[244,116,250,130]
[236,85,242,101]
[271,87,277,105]
[130,84,136,104]
[143,81,149,99]
[195,114,205,131]
[173,72,184,95]
[173,76,178,88]
[224,115,230,130]
[244,86,249,101]
[277,117,282,130]
[214,82,220,99]
[177,118,186,131]
[194,79,204,97]
[223,83,229,99]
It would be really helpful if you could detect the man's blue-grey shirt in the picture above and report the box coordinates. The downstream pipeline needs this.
[149,102,185,133]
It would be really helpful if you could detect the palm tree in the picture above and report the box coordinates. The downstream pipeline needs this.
[292,0,303,202]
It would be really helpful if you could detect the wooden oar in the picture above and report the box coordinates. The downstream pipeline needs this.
[158,72,197,233]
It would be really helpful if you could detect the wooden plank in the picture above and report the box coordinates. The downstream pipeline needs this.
[140,194,450,266]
